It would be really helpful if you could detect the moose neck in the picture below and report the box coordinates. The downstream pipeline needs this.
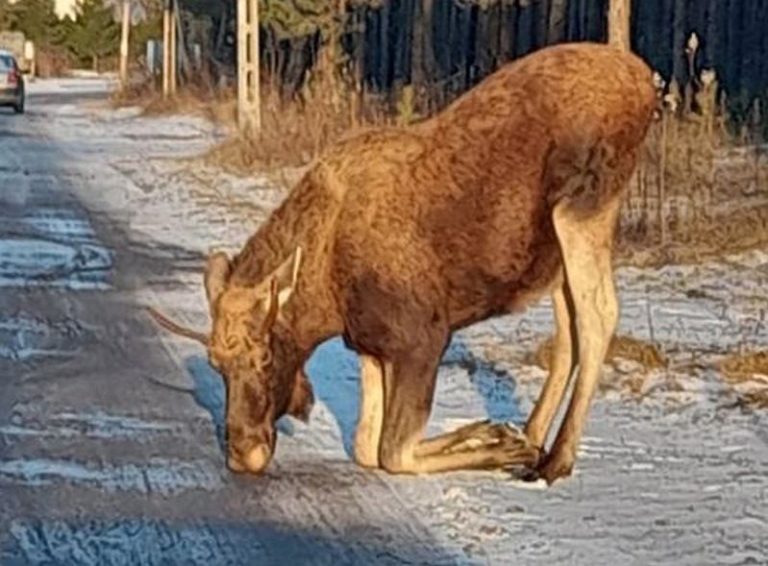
[229,174,344,351]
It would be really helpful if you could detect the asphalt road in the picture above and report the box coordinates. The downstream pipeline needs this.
[0,86,456,566]
[2,80,766,566]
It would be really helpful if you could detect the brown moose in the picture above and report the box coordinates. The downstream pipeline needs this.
[150,42,657,485]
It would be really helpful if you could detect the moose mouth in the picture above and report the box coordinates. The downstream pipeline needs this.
[228,444,273,474]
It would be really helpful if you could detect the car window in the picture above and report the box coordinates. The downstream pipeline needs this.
[0,55,15,71]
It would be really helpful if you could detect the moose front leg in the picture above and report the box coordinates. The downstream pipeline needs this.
[376,338,539,475]
[524,274,578,451]
[353,352,531,469]
[532,192,624,484]
[354,355,385,468]
[414,420,531,458]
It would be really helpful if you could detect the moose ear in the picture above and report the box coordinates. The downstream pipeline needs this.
[259,248,303,332]
[204,252,232,313]
[271,247,303,308]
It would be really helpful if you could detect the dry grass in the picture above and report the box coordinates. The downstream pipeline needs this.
[720,350,768,377]
[206,70,393,172]
[718,351,768,409]
[481,333,675,403]
[617,70,768,266]
[529,334,668,373]
[36,48,73,78]
[205,66,767,266]
[119,46,767,267]
[111,74,238,127]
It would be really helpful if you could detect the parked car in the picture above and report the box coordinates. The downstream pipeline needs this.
[0,49,24,114]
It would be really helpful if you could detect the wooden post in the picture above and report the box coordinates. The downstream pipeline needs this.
[162,0,170,97]
[237,0,261,132]
[608,0,632,52]
[119,0,131,90]
[169,0,177,95]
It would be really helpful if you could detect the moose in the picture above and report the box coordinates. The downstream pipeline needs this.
[149,42,657,485]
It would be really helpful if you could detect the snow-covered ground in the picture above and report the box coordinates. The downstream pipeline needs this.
[1,78,766,565]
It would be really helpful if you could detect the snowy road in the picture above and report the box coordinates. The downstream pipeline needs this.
[0,79,767,565]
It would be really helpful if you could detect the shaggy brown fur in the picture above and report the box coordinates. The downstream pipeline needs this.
[150,42,657,483]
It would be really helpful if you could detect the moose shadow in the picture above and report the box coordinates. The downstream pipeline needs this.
[185,334,527,460]
[308,337,527,458]
[185,356,301,457]
[185,356,226,453]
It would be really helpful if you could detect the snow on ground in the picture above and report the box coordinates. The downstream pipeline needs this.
[1,78,767,564]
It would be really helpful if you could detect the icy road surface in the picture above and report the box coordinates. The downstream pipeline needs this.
[0,79,766,565]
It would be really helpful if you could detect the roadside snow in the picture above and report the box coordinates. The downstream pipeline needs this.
[3,78,767,565]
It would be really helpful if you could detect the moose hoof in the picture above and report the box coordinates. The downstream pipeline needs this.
[511,450,572,485]
[535,453,574,485]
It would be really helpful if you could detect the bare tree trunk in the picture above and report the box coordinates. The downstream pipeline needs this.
[393,0,411,85]
[411,0,424,88]
[672,0,686,84]
[174,6,190,83]
[379,0,391,90]
[608,0,631,51]
[351,7,365,126]
[547,0,567,44]
[533,0,548,48]
[516,2,533,56]
[119,0,131,89]
[503,1,518,59]
[725,0,744,107]
[486,2,500,70]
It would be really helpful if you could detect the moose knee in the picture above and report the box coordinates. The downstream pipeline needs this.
[379,442,418,475]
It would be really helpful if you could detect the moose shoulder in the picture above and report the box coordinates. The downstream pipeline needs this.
[149,42,657,484]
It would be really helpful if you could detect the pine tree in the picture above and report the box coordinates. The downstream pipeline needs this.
[0,0,14,30]
[6,0,60,45]
[66,0,120,71]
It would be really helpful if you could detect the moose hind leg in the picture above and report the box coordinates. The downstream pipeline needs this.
[536,195,622,484]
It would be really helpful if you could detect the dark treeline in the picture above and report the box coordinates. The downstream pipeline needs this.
[196,1,767,117]
[354,0,766,114]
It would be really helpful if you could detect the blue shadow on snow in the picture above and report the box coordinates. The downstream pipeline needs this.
[184,336,525,460]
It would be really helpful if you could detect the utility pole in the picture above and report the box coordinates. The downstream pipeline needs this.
[608,0,632,52]
[237,0,261,132]
[119,0,131,90]
[169,0,177,95]
[162,0,177,97]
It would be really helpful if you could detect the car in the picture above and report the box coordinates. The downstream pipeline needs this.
[0,49,24,114]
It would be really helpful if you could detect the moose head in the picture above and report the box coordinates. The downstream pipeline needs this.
[149,247,314,474]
